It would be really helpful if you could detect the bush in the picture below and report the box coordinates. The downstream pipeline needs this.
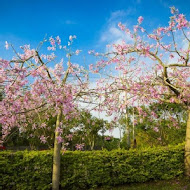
[0,144,185,190]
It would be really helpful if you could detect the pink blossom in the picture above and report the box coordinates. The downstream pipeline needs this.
[66,134,73,141]
[105,136,112,141]
[49,36,55,46]
[32,123,37,130]
[118,22,125,30]
[69,35,76,41]
[40,135,47,144]
[88,50,94,54]
[153,127,159,132]
[75,143,84,150]
[61,147,67,155]
[56,36,61,45]
[170,97,175,103]
[56,127,63,134]
[56,136,63,143]
[75,49,80,55]
[40,123,46,128]
[138,16,144,24]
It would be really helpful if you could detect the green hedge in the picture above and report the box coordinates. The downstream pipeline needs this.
[0,144,185,190]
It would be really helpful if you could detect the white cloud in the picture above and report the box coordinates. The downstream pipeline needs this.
[98,9,135,48]
[101,27,126,42]
[108,10,128,23]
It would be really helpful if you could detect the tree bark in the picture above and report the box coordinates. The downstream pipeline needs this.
[89,136,95,150]
[125,111,131,149]
[91,137,95,150]
[91,140,94,150]
[52,110,62,190]
[185,110,190,176]
[125,92,130,149]
[132,107,136,148]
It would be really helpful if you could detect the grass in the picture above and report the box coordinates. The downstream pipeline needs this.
[97,177,190,190]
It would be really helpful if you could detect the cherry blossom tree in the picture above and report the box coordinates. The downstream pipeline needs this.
[0,36,89,189]
[91,7,190,175]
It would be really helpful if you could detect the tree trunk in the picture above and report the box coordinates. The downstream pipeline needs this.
[133,138,137,149]
[125,111,131,149]
[101,132,105,150]
[89,136,95,150]
[125,92,130,149]
[91,138,95,150]
[132,107,136,148]
[119,125,122,149]
[185,110,190,176]
[52,111,62,190]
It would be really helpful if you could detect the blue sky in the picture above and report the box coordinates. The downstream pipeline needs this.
[1,0,190,63]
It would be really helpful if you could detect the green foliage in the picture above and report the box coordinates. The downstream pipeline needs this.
[120,103,187,148]
[0,144,185,190]
[0,150,52,190]
[136,103,187,146]
[103,137,120,151]
[69,110,110,150]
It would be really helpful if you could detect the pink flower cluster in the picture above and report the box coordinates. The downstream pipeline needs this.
[75,143,85,150]
[0,36,89,144]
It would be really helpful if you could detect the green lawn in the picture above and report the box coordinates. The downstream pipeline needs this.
[98,178,190,190]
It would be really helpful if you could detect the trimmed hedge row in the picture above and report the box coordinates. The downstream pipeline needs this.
[0,144,185,190]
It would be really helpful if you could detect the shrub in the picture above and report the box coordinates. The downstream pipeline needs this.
[0,144,185,190]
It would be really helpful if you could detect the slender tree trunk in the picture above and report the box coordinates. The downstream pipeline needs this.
[52,110,62,190]
[132,108,135,141]
[132,107,137,148]
[91,137,95,150]
[119,125,122,149]
[185,110,190,176]
[90,136,95,150]
[101,132,104,150]
[125,111,131,149]
[125,92,130,149]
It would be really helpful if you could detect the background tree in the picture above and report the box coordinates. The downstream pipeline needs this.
[67,110,110,150]
[119,103,187,148]
[135,103,187,146]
